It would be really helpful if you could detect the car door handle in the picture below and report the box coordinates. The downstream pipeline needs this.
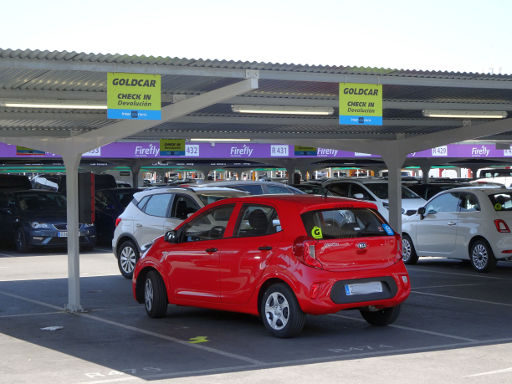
[205,248,218,253]
[258,246,272,251]
[447,221,456,226]
[136,223,142,227]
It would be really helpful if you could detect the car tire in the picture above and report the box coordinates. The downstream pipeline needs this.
[469,239,497,273]
[144,270,167,318]
[15,228,30,252]
[260,283,305,338]
[360,305,401,326]
[117,240,139,279]
[401,234,418,265]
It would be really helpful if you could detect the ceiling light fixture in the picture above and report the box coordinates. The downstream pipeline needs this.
[231,104,334,116]
[1,101,107,110]
[422,109,507,119]
[189,138,251,142]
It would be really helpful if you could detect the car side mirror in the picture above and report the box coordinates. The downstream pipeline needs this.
[353,193,364,199]
[417,206,426,219]
[164,230,178,243]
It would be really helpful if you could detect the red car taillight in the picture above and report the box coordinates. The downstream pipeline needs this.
[115,217,121,227]
[494,219,510,233]
[396,233,403,261]
[293,237,323,269]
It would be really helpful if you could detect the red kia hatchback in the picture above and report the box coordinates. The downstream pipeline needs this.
[132,195,410,337]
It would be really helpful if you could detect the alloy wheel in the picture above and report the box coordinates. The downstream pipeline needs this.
[472,243,488,270]
[120,246,137,274]
[264,292,290,330]
[144,278,154,312]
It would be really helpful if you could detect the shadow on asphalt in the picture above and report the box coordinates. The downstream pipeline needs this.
[1,261,512,381]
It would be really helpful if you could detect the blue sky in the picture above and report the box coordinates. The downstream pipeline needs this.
[2,0,508,73]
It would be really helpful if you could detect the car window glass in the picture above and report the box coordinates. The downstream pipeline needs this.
[137,195,150,210]
[325,183,349,197]
[182,204,235,242]
[489,193,512,211]
[171,194,199,219]
[425,192,459,214]
[266,185,290,194]
[16,192,66,211]
[143,194,172,217]
[301,208,387,239]
[234,185,263,195]
[95,190,116,210]
[234,204,281,237]
[459,193,480,212]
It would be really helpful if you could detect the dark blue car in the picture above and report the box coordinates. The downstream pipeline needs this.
[0,189,96,251]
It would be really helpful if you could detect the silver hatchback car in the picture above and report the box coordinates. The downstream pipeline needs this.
[112,186,248,278]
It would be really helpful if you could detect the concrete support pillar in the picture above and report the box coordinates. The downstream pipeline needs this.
[420,164,431,183]
[455,167,462,178]
[128,163,142,188]
[382,152,406,234]
[62,152,83,312]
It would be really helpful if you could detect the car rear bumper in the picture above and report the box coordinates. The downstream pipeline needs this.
[294,261,410,315]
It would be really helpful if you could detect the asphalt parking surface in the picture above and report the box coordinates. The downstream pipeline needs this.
[1,247,512,384]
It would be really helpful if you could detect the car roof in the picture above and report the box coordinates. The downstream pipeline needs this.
[437,186,509,194]
[202,194,378,212]
[133,185,247,199]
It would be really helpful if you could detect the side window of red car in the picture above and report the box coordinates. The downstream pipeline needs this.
[234,204,281,237]
[182,204,235,242]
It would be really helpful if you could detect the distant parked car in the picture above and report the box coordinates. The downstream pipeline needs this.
[402,187,512,272]
[0,188,96,251]
[112,186,249,278]
[132,195,410,337]
[408,181,504,201]
[322,178,426,220]
[94,187,141,244]
[291,182,334,196]
[196,180,305,195]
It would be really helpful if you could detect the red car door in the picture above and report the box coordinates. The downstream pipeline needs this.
[167,204,236,304]
[219,204,282,305]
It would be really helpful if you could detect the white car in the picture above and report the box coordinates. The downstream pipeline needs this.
[322,178,426,220]
[112,186,248,278]
[402,187,512,272]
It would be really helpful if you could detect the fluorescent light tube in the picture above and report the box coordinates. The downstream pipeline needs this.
[2,102,107,110]
[232,105,334,115]
[423,110,507,119]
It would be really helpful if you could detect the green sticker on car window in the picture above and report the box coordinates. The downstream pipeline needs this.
[311,226,323,239]
[495,203,502,211]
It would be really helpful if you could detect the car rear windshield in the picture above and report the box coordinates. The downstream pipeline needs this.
[488,192,512,211]
[301,208,392,239]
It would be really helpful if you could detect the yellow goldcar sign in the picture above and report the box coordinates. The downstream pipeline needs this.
[339,83,382,125]
[107,73,161,120]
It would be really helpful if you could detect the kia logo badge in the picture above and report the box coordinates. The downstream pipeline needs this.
[357,242,367,249]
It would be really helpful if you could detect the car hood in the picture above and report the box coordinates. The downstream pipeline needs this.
[382,198,426,210]
[19,210,67,223]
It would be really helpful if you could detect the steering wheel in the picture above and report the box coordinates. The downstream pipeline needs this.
[209,226,225,239]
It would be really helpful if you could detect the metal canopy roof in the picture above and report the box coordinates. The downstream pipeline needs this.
[1,48,512,147]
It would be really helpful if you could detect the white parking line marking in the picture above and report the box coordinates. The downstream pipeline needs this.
[0,311,62,318]
[0,289,263,366]
[466,367,512,377]
[411,290,512,307]
[412,283,487,290]
[408,268,507,280]
[330,313,477,342]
